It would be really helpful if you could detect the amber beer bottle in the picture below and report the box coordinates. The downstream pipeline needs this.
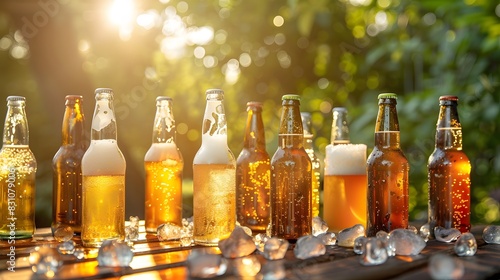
[301,112,321,217]
[367,93,409,236]
[144,96,183,233]
[270,94,312,241]
[428,95,471,233]
[81,88,126,247]
[52,95,88,234]
[193,89,236,245]
[0,96,37,240]
[236,102,270,233]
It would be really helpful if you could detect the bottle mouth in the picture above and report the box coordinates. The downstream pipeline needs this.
[282,94,300,101]
[439,95,458,101]
[6,96,26,102]
[377,93,398,99]
[156,96,173,102]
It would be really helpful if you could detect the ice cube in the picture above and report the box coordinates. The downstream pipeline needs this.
[407,225,418,234]
[353,236,367,255]
[419,223,431,242]
[254,233,270,252]
[74,247,85,260]
[29,246,62,278]
[262,237,289,260]
[376,231,396,257]
[53,225,74,242]
[434,227,461,243]
[293,235,326,260]
[337,224,365,247]
[482,225,500,244]
[57,240,75,255]
[429,254,464,280]
[389,229,426,256]
[261,260,286,280]
[125,226,139,242]
[157,223,182,241]
[318,232,337,246]
[231,255,261,277]
[129,216,140,228]
[454,232,477,257]
[360,237,388,266]
[187,250,227,278]
[312,216,329,237]
[97,240,134,267]
[218,226,256,258]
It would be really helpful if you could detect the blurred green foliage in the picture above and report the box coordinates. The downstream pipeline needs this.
[0,0,499,226]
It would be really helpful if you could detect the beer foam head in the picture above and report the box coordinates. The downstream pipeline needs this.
[193,134,233,164]
[144,143,180,162]
[325,144,367,175]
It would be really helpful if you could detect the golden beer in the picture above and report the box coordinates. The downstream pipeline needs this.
[323,144,367,233]
[145,159,183,232]
[193,163,236,245]
[81,174,125,247]
[0,146,37,239]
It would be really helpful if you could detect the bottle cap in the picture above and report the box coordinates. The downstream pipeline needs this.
[6,96,26,102]
[65,95,83,100]
[332,107,347,113]
[282,94,300,101]
[156,96,173,102]
[246,101,263,108]
[378,93,397,99]
[439,95,458,101]
[95,88,114,95]
[205,89,224,95]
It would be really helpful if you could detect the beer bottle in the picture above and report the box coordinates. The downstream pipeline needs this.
[193,89,236,245]
[428,95,471,233]
[81,88,126,247]
[0,96,37,240]
[144,96,183,233]
[301,112,321,217]
[52,95,88,235]
[330,107,350,145]
[367,93,409,236]
[270,94,312,241]
[236,101,270,233]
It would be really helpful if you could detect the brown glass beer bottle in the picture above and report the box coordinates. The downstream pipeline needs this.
[236,101,270,233]
[52,95,88,234]
[367,93,409,236]
[270,94,312,241]
[428,95,471,233]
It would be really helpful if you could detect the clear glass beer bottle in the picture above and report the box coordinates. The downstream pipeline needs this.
[52,95,88,235]
[144,96,183,233]
[428,95,471,233]
[270,94,312,241]
[367,93,409,236]
[301,112,321,217]
[0,96,37,240]
[236,101,270,233]
[330,107,350,145]
[81,88,126,247]
[193,89,236,245]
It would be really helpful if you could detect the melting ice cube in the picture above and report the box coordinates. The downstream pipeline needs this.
[97,240,133,267]
[218,226,256,258]
[428,254,464,280]
[454,232,477,257]
[312,216,329,237]
[157,223,182,241]
[262,237,289,260]
[293,235,326,260]
[376,231,396,257]
[57,240,75,255]
[29,246,62,278]
[434,227,461,243]
[353,236,368,255]
[419,223,431,242]
[482,225,500,244]
[318,232,337,246]
[359,237,388,266]
[187,250,227,278]
[389,229,426,256]
[53,225,73,242]
[337,224,365,247]
[254,233,270,252]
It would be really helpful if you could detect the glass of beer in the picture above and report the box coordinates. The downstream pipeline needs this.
[323,144,367,233]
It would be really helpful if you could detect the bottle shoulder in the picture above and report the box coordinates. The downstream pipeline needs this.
[367,146,408,166]
[428,148,470,167]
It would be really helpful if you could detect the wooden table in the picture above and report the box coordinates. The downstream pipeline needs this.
[1,224,499,279]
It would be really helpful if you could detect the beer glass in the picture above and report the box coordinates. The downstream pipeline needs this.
[323,144,367,233]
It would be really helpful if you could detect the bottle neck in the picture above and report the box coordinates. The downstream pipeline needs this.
[62,100,86,146]
[91,94,117,141]
[3,102,29,146]
[374,99,400,148]
[201,96,227,143]
[278,100,304,148]
[331,109,350,145]
[152,101,176,144]
[435,101,462,150]
[243,107,265,149]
